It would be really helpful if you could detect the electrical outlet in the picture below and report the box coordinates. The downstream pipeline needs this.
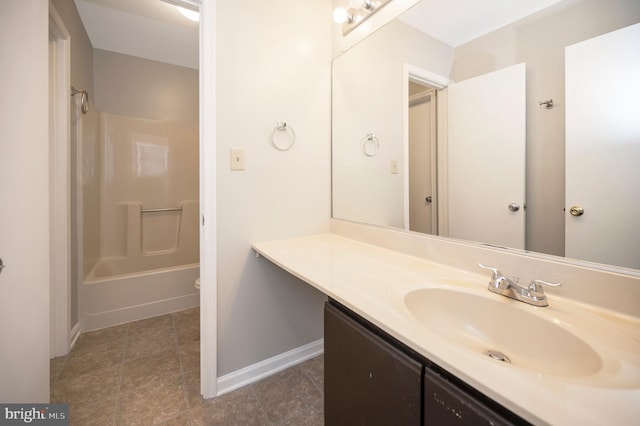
[390,159,398,174]
[230,149,245,171]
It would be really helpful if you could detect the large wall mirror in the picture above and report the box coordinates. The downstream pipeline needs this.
[332,0,640,273]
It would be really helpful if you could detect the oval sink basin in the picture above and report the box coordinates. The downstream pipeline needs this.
[405,287,602,377]
[387,277,640,387]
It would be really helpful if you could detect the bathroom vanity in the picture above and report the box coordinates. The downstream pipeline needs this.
[253,220,640,426]
[325,299,528,425]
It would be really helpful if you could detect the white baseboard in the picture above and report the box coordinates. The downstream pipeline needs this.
[216,338,324,397]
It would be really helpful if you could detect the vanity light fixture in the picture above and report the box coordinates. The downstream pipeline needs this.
[333,0,393,35]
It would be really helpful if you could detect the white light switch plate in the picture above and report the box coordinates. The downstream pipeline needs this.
[390,159,398,174]
[230,149,245,171]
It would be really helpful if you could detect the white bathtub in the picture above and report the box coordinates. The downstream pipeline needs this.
[82,261,200,331]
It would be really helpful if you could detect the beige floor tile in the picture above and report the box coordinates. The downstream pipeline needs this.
[297,354,324,393]
[128,314,174,332]
[179,339,200,373]
[73,324,128,354]
[120,348,182,393]
[251,367,324,425]
[172,306,199,324]
[48,309,325,426]
[157,410,191,425]
[68,397,117,426]
[190,386,270,426]
[58,345,124,379]
[51,363,121,409]
[173,307,200,345]
[183,367,205,409]
[125,325,178,361]
[116,373,187,425]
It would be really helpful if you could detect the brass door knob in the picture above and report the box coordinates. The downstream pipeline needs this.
[569,205,584,216]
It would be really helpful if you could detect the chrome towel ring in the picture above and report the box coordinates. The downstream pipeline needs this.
[71,86,89,115]
[270,122,295,151]
[361,133,379,156]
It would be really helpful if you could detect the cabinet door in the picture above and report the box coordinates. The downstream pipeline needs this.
[424,368,527,425]
[325,302,422,425]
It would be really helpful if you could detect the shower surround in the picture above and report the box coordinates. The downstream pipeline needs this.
[81,113,199,330]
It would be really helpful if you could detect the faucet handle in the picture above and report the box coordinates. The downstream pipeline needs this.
[528,279,562,295]
[478,263,503,279]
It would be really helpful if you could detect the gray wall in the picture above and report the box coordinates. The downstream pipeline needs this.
[452,0,640,257]
[93,49,198,123]
[216,0,332,376]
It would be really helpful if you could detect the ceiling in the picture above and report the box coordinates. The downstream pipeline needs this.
[75,0,565,69]
[399,0,565,46]
[74,0,199,69]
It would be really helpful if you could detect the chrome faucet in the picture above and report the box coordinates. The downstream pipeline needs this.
[478,264,561,307]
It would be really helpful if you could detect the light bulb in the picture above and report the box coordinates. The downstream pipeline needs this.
[177,6,199,22]
[350,0,372,9]
[333,7,350,24]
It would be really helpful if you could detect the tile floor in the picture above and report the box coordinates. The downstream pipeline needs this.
[50,307,325,425]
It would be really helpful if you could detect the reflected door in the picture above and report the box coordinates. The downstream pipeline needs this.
[565,23,640,270]
[447,63,526,249]
[409,88,436,234]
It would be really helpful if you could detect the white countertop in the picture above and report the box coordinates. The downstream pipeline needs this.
[253,233,640,426]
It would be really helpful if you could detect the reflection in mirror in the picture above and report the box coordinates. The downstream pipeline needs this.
[332,0,640,272]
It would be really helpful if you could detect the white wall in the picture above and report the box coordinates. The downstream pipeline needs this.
[332,19,453,229]
[0,0,50,402]
[216,0,332,376]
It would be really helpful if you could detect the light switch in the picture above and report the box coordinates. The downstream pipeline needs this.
[230,149,245,171]
[390,159,398,174]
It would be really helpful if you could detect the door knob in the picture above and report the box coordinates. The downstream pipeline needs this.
[508,203,520,212]
[425,196,432,203]
[569,205,584,216]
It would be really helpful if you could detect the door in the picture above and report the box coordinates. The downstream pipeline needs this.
[447,63,526,249]
[409,87,436,234]
[0,0,50,402]
[565,23,640,270]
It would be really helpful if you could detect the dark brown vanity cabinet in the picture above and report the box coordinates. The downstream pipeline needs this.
[325,301,422,424]
[325,300,529,426]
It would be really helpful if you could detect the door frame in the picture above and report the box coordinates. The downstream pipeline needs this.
[168,0,217,399]
[195,0,218,399]
[402,64,450,231]
[49,3,71,358]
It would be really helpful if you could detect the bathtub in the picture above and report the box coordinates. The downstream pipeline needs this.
[82,260,200,331]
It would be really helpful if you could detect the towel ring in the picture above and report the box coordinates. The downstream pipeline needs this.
[270,122,295,151]
[71,87,89,115]
[361,133,379,156]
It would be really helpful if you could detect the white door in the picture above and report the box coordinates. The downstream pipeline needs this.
[0,1,51,402]
[447,63,526,249]
[409,91,435,234]
[565,23,640,270]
